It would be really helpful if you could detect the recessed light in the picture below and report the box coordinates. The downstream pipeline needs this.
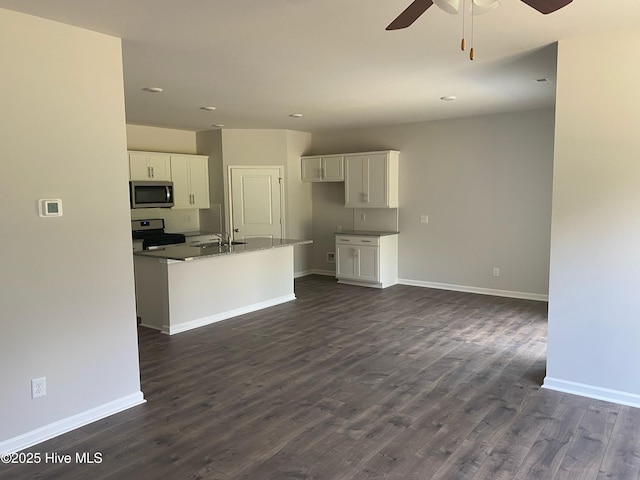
[211,124,224,128]
[200,106,217,111]
[440,96,456,101]
[142,87,163,93]
[289,113,303,118]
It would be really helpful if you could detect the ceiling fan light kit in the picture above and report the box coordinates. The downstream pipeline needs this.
[386,0,573,59]
[433,0,500,15]
[433,0,460,14]
[471,0,501,15]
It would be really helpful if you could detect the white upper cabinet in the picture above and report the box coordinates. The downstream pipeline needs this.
[301,155,344,182]
[129,152,171,181]
[344,151,399,208]
[170,154,210,209]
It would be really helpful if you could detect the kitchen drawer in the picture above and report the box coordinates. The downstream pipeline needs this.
[335,235,380,246]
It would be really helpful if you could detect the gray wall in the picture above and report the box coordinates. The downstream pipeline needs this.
[196,129,225,233]
[0,9,142,448]
[544,27,640,406]
[197,128,314,275]
[126,124,198,154]
[310,108,555,298]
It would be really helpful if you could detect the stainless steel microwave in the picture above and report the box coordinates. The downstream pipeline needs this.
[129,181,174,208]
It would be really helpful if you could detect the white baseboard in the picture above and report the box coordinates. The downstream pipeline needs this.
[338,279,383,289]
[139,322,162,332]
[306,269,335,277]
[398,278,548,302]
[543,377,640,409]
[294,269,314,278]
[0,392,145,454]
[165,294,297,335]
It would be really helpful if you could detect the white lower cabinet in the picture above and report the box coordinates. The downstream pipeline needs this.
[335,234,398,288]
[336,243,378,283]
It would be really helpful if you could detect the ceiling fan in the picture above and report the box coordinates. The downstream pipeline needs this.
[386,0,573,59]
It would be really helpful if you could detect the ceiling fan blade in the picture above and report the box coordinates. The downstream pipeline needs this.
[386,0,434,30]
[520,0,572,14]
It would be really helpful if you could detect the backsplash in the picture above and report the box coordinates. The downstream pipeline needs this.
[199,203,223,234]
[130,208,200,232]
[353,208,399,232]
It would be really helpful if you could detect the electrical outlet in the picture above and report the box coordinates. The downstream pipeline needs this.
[420,215,429,224]
[31,377,46,399]
[493,267,500,277]
[327,252,335,263]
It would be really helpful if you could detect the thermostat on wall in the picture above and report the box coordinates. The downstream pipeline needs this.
[39,199,63,217]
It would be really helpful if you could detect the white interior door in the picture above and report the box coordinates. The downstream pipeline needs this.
[230,167,283,240]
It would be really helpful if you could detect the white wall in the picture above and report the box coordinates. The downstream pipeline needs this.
[286,130,314,274]
[0,9,143,451]
[126,124,198,153]
[544,28,640,406]
[205,129,313,275]
[196,129,225,233]
[311,109,555,298]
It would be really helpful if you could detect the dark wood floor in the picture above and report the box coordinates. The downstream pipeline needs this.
[4,275,640,480]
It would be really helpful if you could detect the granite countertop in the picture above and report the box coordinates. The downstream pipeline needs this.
[335,230,399,236]
[134,237,312,261]
[170,230,220,237]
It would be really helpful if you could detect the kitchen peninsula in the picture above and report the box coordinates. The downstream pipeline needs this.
[133,238,312,335]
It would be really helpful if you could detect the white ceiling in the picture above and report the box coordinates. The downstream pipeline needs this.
[2,0,640,132]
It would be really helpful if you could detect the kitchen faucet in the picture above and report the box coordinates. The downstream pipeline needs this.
[211,232,231,246]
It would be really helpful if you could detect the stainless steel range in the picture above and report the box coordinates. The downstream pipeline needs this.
[131,219,185,251]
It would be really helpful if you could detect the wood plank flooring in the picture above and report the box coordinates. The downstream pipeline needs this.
[4,275,640,480]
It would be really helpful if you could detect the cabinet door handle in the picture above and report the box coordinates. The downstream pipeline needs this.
[362,240,372,243]
[151,166,155,178]
[147,166,151,178]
